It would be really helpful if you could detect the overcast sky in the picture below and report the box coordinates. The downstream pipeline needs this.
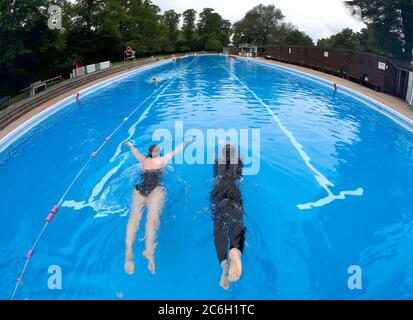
[152,0,365,41]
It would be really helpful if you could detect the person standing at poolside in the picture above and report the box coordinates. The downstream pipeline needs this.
[124,138,194,275]
[211,144,246,289]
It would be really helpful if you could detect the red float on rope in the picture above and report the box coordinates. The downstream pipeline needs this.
[46,205,59,222]
[26,250,33,259]
[91,151,97,158]
[105,137,110,142]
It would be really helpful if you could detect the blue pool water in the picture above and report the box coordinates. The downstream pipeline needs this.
[1,55,413,300]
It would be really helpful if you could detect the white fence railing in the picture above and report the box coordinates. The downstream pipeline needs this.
[71,61,112,78]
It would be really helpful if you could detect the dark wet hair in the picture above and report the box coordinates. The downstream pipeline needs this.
[212,144,243,206]
[215,144,243,182]
[147,144,160,158]
[223,144,235,163]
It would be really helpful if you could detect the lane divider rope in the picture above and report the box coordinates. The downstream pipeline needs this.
[10,56,199,300]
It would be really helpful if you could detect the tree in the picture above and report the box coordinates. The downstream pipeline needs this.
[65,0,115,62]
[232,5,313,47]
[0,0,68,97]
[161,9,181,51]
[126,0,163,55]
[182,9,197,50]
[197,8,230,51]
[346,0,413,61]
[317,28,362,49]
[1,1,240,98]
[219,19,232,48]
[232,4,284,46]
[317,25,406,59]
[66,0,164,60]
[205,39,223,51]
[285,29,314,47]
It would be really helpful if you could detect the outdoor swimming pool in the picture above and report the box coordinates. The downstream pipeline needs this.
[1,54,413,299]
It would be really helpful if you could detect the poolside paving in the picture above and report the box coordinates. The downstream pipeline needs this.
[0,60,156,140]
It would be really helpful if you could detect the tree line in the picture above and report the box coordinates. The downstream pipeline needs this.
[1,0,411,98]
[231,4,314,47]
[0,0,231,98]
[319,1,413,62]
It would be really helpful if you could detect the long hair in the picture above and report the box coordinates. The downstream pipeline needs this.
[147,145,160,158]
[220,144,242,180]
[212,144,243,207]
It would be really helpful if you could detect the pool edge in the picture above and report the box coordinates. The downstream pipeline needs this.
[242,56,413,133]
[0,57,185,153]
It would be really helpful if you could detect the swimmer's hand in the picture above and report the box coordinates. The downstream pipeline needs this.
[125,141,134,148]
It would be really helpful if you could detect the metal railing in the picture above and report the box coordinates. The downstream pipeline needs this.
[0,58,155,131]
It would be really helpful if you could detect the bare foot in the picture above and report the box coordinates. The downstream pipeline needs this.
[124,257,135,275]
[220,260,230,290]
[228,248,242,282]
[143,251,155,274]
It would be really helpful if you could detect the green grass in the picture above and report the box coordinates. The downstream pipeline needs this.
[0,92,28,111]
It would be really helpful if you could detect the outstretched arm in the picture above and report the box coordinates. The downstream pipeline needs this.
[126,142,146,163]
[162,137,195,164]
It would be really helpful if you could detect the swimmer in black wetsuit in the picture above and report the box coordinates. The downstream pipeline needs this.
[211,144,246,289]
[124,139,193,275]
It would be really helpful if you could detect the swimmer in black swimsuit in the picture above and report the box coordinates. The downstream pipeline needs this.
[211,144,245,289]
[124,139,194,275]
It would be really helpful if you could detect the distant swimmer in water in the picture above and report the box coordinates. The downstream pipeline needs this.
[124,137,195,275]
[150,76,159,84]
[210,144,246,289]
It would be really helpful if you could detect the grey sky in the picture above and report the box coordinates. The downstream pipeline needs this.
[151,0,365,41]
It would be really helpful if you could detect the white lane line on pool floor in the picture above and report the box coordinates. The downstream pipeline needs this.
[222,65,364,210]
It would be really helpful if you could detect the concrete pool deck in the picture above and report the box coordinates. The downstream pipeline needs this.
[0,59,158,141]
[1,55,412,142]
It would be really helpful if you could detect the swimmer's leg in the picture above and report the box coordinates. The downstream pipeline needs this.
[143,187,165,274]
[228,221,245,283]
[213,215,230,289]
[124,190,145,275]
